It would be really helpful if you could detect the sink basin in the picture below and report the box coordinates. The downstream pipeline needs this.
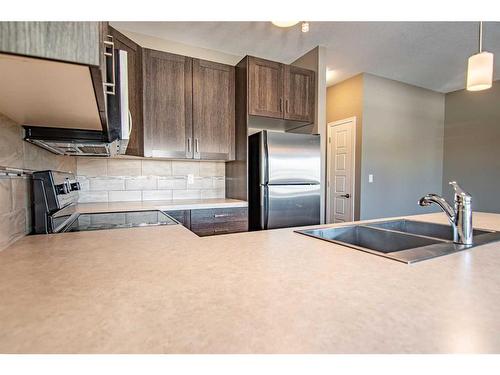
[365,219,491,241]
[295,220,500,264]
[301,225,442,254]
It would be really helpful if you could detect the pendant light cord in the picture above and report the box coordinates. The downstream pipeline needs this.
[479,21,483,53]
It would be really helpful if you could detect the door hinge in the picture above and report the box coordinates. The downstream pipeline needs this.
[328,137,331,143]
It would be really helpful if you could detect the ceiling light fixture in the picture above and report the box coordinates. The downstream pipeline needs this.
[466,21,494,91]
[301,22,309,33]
[271,21,299,28]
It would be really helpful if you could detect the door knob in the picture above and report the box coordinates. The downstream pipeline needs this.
[340,193,350,198]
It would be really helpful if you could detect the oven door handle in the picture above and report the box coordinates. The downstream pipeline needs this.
[54,213,80,233]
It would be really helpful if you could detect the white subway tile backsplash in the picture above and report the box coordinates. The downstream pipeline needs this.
[78,191,108,203]
[173,190,201,200]
[108,159,141,176]
[142,160,172,176]
[108,190,142,202]
[199,162,225,177]
[11,178,30,211]
[77,158,107,177]
[172,161,200,176]
[125,176,157,190]
[213,177,225,189]
[157,176,187,190]
[90,177,125,191]
[76,159,226,203]
[0,212,12,250]
[0,179,12,214]
[142,190,173,201]
[10,208,27,243]
[201,189,225,199]
[76,176,90,191]
[188,177,214,189]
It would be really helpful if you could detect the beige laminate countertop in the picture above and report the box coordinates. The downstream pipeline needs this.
[1,212,500,353]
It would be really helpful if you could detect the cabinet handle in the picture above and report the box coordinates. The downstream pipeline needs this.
[285,99,289,113]
[187,137,192,155]
[194,138,200,158]
[279,98,283,112]
[214,214,230,218]
[103,35,115,95]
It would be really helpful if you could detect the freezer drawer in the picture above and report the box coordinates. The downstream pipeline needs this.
[263,184,320,229]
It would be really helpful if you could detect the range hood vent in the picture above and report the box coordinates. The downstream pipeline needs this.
[1,50,130,157]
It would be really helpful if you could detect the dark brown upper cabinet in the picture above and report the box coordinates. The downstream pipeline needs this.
[246,56,315,124]
[193,59,235,160]
[109,27,144,157]
[248,56,284,119]
[142,49,193,158]
[0,22,102,66]
[284,65,315,123]
[141,49,235,160]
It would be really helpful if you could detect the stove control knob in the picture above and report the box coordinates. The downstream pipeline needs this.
[55,183,70,195]
[70,182,81,191]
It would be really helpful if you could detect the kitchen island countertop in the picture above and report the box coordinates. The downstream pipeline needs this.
[1,212,500,353]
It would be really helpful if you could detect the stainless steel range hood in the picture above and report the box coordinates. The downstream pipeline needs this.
[0,50,130,156]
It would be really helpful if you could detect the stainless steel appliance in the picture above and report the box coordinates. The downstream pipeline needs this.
[248,131,321,230]
[23,49,131,156]
[32,170,176,234]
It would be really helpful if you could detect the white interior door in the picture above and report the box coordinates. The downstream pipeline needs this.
[327,118,356,223]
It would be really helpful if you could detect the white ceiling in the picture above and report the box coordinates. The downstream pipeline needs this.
[112,21,500,93]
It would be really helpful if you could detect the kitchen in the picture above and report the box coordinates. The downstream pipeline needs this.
[1,12,500,374]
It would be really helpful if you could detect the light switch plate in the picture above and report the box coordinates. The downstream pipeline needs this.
[187,174,195,185]
[369,174,374,183]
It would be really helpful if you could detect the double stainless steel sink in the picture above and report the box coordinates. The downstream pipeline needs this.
[295,219,500,264]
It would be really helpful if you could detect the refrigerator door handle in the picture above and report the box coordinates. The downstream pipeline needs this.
[261,185,269,230]
[262,132,269,185]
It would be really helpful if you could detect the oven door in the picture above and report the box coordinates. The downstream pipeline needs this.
[61,211,178,232]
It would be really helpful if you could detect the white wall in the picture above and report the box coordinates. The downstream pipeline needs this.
[112,27,241,65]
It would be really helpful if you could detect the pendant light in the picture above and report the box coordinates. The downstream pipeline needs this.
[271,21,299,28]
[466,21,494,91]
[271,21,310,33]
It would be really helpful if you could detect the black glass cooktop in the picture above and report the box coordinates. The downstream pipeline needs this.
[61,210,178,232]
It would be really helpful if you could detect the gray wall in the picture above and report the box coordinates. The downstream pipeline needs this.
[442,80,500,212]
[360,74,445,219]
[291,46,328,223]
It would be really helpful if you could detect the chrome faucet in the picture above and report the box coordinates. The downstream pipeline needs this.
[418,181,473,245]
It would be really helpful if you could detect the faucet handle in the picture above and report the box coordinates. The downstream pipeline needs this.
[449,181,471,202]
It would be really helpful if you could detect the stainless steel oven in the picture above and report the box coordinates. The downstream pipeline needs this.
[32,170,178,234]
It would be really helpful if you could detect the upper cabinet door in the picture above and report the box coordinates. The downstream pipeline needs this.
[284,65,315,123]
[248,56,284,119]
[0,22,101,66]
[109,27,143,157]
[142,49,193,158]
[192,59,235,161]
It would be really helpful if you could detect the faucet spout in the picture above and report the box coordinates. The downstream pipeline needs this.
[418,182,473,245]
[418,194,455,223]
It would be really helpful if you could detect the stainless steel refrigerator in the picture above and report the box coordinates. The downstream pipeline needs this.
[248,131,321,230]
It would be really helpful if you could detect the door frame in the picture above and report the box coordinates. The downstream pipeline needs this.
[326,117,357,224]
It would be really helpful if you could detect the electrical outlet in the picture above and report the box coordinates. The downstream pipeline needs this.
[187,174,195,185]
[368,174,374,183]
